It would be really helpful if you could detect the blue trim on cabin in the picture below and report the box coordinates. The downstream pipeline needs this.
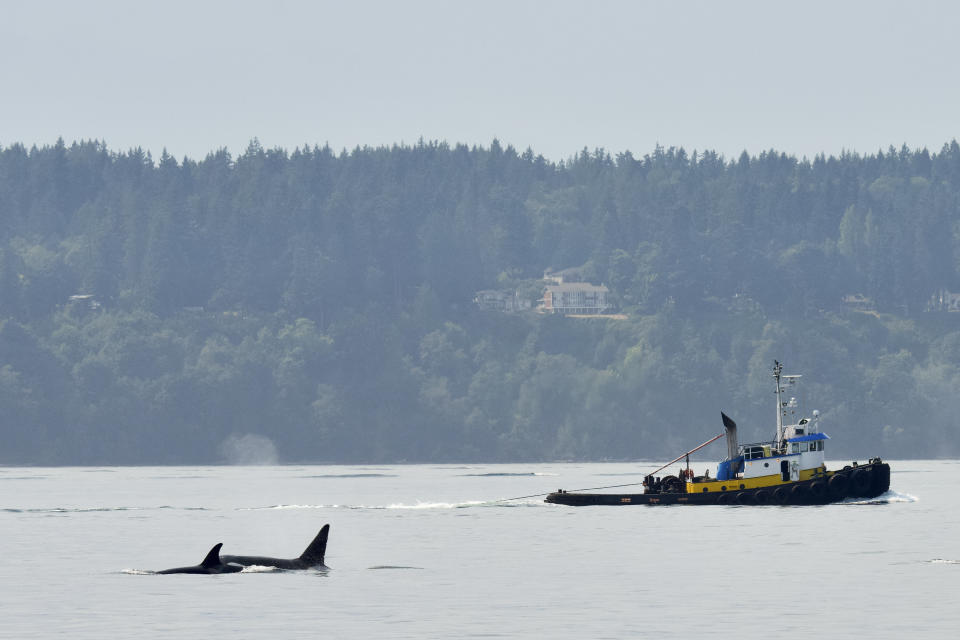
[786,432,830,443]
[744,453,800,461]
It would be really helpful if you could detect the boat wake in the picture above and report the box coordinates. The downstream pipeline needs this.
[928,558,960,564]
[238,504,328,510]
[239,499,547,511]
[384,501,488,509]
[4,505,209,514]
[842,490,917,505]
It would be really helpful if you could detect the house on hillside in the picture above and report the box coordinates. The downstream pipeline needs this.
[541,282,610,314]
[474,289,531,312]
[67,294,101,311]
[543,266,588,285]
[927,289,960,312]
[841,294,874,312]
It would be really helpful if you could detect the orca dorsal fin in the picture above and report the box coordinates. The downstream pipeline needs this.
[298,525,329,565]
[201,543,224,568]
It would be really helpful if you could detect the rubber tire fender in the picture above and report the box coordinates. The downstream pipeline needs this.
[790,484,807,503]
[850,469,871,494]
[809,481,827,500]
[660,475,683,494]
[828,473,849,498]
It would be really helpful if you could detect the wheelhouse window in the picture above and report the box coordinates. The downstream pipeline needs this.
[744,446,765,460]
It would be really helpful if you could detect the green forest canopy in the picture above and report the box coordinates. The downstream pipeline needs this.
[3,137,960,464]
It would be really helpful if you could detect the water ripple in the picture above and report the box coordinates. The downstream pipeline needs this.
[3,505,209,514]
[297,473,397,479]
[459,472,559,477]
[238,499,546,511]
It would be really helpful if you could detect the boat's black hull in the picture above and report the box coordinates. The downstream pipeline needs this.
[545,460,890,506]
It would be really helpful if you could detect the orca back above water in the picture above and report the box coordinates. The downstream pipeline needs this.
[156,543,243,574]
[221,524,329,570]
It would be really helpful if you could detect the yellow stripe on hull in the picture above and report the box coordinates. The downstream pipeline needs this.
[685,467,830,493]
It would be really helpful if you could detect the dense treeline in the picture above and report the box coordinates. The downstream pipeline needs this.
[2,137,960,464]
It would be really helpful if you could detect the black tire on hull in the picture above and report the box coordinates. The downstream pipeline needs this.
[736,492,754,505]
[850,469,870,495]
[791,484,806,503]
[716,493,731,505]
[660,475,683,493]
[828,473,849,498]
[773,487,789,504]
[809,481,827,501]
[754,490,770,504]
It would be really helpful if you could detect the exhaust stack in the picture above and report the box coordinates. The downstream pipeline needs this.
[721,412,738,460]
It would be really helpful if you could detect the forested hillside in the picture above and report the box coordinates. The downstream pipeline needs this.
[3,137,960,464]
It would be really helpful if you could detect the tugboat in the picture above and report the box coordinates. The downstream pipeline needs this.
[546,361,890,506]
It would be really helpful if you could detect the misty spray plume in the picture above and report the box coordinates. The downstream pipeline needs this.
[219,434,279,465]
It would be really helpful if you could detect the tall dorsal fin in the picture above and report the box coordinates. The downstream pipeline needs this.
[200,543,224,568]
[298,525,329,565]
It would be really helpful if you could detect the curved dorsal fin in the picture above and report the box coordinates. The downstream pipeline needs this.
[298,525,329,565]
[201,543,224,568]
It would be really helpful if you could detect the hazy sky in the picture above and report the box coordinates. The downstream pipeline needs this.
[2,0,958,162]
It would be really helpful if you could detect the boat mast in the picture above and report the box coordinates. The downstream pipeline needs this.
[774,360,784,444]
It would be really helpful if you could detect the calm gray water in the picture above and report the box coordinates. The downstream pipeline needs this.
[0,460,954,638]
